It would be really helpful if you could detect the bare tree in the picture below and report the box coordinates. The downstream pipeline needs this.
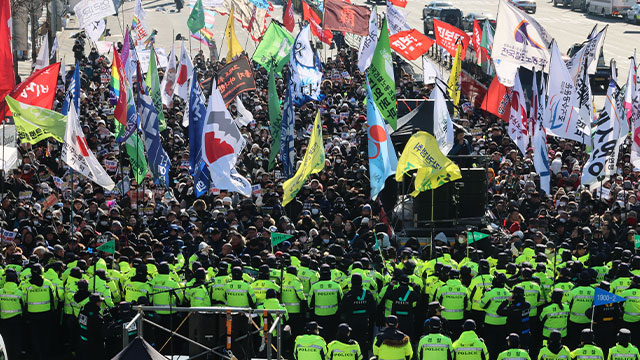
[11,0,48,62]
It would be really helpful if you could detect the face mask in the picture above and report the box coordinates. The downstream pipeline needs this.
[231,224,239,229]
[311,209,320,215]
[558,201,566,207]
[100,221,108,225]
[335,158,342,164]
[323,238,330,244]
[300,236,307,243]
[190,217,198,222]
[33,220,39,226]
[530,228,537,233]
[457,236,465,244]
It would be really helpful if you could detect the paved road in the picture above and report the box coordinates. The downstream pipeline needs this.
[382,0,638,81]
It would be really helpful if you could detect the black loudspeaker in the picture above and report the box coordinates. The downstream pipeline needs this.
[413,168,488,221]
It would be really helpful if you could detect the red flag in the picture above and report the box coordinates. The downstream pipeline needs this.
[3,63,61,117]
[283,0,295,32]
[472,20,482,60]
[0,0,15,117]
[481,76,512,121]
[433,19,470,59]
[389,29,435,61]
[302,1,322,25]
[308,17,333,45]
[389,0,407,7]
[460,70,488,108]
[323,0,371,36]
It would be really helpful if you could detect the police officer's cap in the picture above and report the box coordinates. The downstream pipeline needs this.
[463,319,476,331]
[479,259,490,270]
[522,268,533,279]
[428,316,441,330]
[77,279,89,290]
[195,267,207,280]
[31,263,43,276]
[399,274,409,285]
[618,328,631,341]
[305,321,322,332]
[494,272,507,283]
[386,315,399,327]
[259,264,270,274]
[579,270,591,282]
[266,289,277,299]
[512,286,525,297]
[337,323,352,334]
[549,331,562,343]
[507,333,520,346]
[429,301,444,310]
[599,281,611,291]
[286,266,297,275]
[158,262,170,274]
[581,328,594,343]
[90,293,104,304]
[231,266,243,277]
[319,264,331,275]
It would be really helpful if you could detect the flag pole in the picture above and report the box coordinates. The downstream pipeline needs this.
[430,187,434,259]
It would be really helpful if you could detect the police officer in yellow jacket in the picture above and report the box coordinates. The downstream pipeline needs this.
[452,319,490,360]
[0,269,23,360]
[309,264,342,341]
[621,276,640,347]
[294,321,327,360]
[497,334,531,360]
[538,331,572,360]
[418,316,454,360]
[23,264,56,360]
[373,316,413,360]
[572,329,604,360]
[608,329,639,360]
[327,323,362,360]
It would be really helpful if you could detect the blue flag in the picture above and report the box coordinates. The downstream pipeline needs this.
[594,286,626,306]
[187,68,210,196]
[366,79,397,200]
[280,80,295,179]
[62,62,80,115]
[139,86,171,186]
[290,25,324,107]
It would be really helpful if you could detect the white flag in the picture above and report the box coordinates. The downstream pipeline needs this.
[357,6,378,73]
[582,81,620,185]
[423,56,441,85]
[132,0,151,47]
[0,124,18,172]
[492,1,551,86]
[62,105,116,190]
[431,84,453,154]
[604,81,628,177]
[174,41,193,101]
[74,0,116,29]
[386,2,410,35]
[60,57,66,86]
[508,72,528,155]
[34,36,49,71]
[575,56,594,148]
[202,82,251,196]
[544,42,586,144]
[85,19,106,43]
[533,123,550,195]
[50,35,58,60]
[234,97,254,127]
[160,44,177,107]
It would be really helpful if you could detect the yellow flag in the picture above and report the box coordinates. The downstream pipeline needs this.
[448,41,462,116]
[226,8,244,63]
[282,111,325,206]
[395,131,461,196]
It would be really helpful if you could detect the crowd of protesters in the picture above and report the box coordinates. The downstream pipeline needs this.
[1,20,640,360]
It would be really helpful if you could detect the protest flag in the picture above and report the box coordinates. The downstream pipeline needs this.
[271,232,293,247]
[367,80,397,200]
[594,286,626,306]
[369,18,397,130]
[5,96,67,144]
[188,0,205,34]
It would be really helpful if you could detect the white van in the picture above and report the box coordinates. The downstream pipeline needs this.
[587,0,636,16]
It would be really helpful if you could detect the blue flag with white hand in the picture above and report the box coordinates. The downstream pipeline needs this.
[139,85,171,186]
[366,79,397,200]
[187,68,210,197]
[280,80,295,179]
[62,62,80,115]
[594,286,626,306]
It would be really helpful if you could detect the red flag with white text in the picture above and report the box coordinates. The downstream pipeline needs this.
[433,19,470,59]
[389,29,435,61]
[0,0,15,117]
[308,17,333,45]
[302,2,322,24]
[4,63,61,117]
[481,76,512,121]
[389,0,407,8]
[283,0,295,32]
[472,20,483,62]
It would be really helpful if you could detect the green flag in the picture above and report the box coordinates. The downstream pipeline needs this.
[145,46,167,131]
[97,239,115,254]
[271,232,293,247]
[635,235,640,249]
[467,232,490,244]
[187,0,205,34]
[252,22,294,75]
[267,71,282,171]
[5,96,67,144]
[369,18,397,130]
[115,120,148,184]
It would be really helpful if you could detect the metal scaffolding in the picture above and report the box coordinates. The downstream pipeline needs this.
[123,306,287,360]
